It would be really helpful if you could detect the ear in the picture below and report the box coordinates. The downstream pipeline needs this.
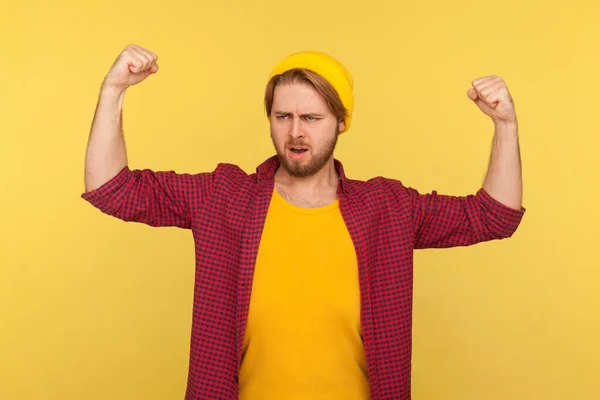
[338,119,346,133]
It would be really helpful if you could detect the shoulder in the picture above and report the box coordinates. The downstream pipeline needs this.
[212,162,258,186]
[214,162,253,178]
[345,175,415,199]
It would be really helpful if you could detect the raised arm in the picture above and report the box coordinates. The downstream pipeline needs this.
[85,44,159,192]
[469,75,522,211]
[409,76,525,249]
[82,44,213,228]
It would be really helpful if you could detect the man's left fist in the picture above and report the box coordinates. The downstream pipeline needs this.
[467,76,516,125]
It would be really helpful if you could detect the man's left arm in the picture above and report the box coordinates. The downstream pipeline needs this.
[469,75,522,211]
[403,76,526,249]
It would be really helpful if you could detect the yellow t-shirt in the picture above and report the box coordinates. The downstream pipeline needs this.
[239,189,369,400]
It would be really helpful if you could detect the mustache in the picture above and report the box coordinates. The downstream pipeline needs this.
[286,141,310,147]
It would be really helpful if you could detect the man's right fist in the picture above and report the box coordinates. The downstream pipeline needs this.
[103,44,159,90]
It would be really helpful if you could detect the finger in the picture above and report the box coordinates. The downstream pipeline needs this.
[127,46,154,72]
[147,58,159,74]
[128,44,152,57]
[124,51,146,73]
[479,82,508,104]
[141,51,158,72]
[479,75,503,87]
[487,89,511,106]
[473,77,503,95]
[474,82,506,104]
[147,49,158,63]
[137,47,157,66]
[477,80,503,96]
[473,80,500,100]
[472,75,499,87]
[129,44,158,65]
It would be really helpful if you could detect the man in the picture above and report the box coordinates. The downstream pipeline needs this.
[82,44,525,400]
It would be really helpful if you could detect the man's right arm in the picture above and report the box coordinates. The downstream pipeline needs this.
[85,43,159,192]
[82,44,213,229]
[84,85,128,192]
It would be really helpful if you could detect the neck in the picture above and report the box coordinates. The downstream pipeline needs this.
[274,157,339,191]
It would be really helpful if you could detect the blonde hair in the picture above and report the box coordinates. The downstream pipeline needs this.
[264,68,348,124]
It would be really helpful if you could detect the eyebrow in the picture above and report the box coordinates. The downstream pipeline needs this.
[273,111,324,118]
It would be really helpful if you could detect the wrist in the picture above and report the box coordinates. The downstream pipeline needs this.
[99,82,127,107]
[494,119,518,135]
[100,81,127,96]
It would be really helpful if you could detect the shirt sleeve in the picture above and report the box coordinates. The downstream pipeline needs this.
[80,166,214,229]
[409,187,526,249]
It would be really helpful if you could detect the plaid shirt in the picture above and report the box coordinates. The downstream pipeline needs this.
[82,155,525,399]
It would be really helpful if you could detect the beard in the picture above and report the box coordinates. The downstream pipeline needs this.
[271,130,339,178]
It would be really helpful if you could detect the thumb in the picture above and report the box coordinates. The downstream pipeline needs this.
[131,64,159,81]
[467,88,478,101]
[467,88,494,115]
[470,95,495,116]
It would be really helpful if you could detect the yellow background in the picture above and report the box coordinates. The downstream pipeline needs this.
[2,0,599,399]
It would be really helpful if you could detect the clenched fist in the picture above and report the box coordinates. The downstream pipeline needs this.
[467,76,516,125]
[102,44,159,90]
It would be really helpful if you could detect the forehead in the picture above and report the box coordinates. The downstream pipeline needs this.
[272,82,330,112]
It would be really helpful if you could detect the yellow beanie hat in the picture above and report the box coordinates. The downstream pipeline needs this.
[267,51,354,133]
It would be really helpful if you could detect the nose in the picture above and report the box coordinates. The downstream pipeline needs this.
[289,116,304,139]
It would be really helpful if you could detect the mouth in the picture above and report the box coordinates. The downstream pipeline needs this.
[290,147,308,154]
[288,147,309,160]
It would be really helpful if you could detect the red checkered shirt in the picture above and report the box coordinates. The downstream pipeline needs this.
[81,155,525,399]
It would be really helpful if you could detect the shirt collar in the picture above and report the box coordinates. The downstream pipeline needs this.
[256,155,351,196]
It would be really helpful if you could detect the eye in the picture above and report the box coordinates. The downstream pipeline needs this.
[276,115,289,120]
[305,116,317,121]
